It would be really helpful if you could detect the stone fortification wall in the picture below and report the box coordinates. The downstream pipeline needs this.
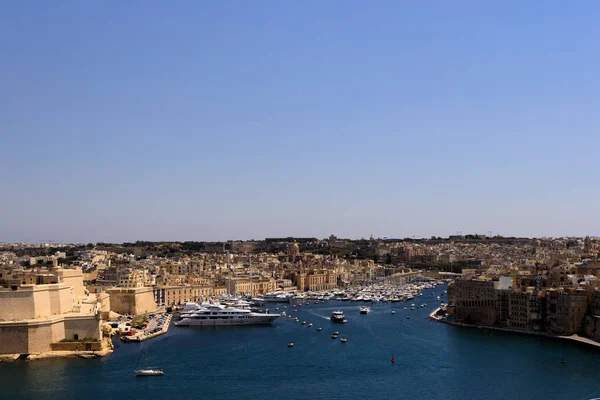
[108,287,157,315]
[51,341,102,351]
[64,316,101,341]
[0,318,64,354]
[0,288,36,321]
[0,314,100,355]
[55,268,86,297]
[0,284,74,321]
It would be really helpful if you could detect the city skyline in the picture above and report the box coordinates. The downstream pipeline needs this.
[2,232,598,246]
[2,2,600,243]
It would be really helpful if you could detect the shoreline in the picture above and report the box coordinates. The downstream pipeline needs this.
[429,307,600,350]
[120,313,172,342]
[0,337,114,362]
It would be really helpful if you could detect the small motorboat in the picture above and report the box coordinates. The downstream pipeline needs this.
[316,327,322,331]
[301,321,306,325]
[391,310,396,315]
[331,334,338,339]
[308,323,313,328]
[340,338,347,343]
[287,343,294,348]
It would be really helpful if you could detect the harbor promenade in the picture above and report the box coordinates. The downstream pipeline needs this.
[122,313,172,342]
[429,307,600,350]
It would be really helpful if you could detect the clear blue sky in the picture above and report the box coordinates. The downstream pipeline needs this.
[2,1,599,243]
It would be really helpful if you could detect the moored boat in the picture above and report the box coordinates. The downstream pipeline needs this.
[175,302,279,327]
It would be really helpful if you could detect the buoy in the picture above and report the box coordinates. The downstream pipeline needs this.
[391,354,395,364]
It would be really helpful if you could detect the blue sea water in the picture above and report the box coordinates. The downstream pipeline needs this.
[1,286,600,400]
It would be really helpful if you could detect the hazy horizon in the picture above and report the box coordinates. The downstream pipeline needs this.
[1,232,595,246]
[2,2,599,243]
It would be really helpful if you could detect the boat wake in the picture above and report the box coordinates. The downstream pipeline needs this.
[303,311,331,321]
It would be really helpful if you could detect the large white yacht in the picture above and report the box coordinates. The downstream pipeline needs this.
[175,302,280,327]
[259,292,294,303]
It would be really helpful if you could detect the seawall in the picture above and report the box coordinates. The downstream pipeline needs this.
[429,307,600,350]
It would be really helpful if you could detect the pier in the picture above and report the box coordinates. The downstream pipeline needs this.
[121,313,172,342]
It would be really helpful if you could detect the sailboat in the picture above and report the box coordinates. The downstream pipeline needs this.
[135,348,163,376]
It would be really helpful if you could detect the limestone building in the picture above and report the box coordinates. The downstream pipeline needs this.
[0,267,102,355]
[106,287,157,315]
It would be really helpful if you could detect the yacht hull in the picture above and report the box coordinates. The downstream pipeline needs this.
[175,315,279,327]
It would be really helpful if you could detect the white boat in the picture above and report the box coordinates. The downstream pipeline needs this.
[136,369,164,376]
[135,349,163,377]
[259,292,294,303]
[175,302,279,327]
[360,306,371,314]
[330,311,347,323]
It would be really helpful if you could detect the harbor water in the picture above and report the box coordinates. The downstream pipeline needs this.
[1,286,600,400]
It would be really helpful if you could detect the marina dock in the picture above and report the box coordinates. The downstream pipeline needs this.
[121,313,172,342]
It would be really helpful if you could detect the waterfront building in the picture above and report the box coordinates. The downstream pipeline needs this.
[0,267,102,355]
[449,279,497,325]
[507,290,529,329]
[549,289,587,335]
[449,278,592,336]
[294,270,338,292]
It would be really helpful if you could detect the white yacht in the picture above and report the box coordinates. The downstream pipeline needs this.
[259,292,294,303]
[359,306,371,314]
[175,302,280,327]
[136,369,163,376]
[135,349,163,376]
[330,311,347,323]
